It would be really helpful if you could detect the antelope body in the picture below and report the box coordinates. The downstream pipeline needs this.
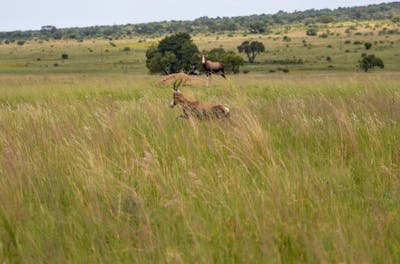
[202,53,226,80]
[170,80,230,119]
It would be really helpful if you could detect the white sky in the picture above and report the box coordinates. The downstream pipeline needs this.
[1,0,396,31]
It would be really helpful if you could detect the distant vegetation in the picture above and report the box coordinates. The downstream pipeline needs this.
[1,2,399,41]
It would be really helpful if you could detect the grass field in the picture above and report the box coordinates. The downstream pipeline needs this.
[0,73,399,262]
[1,20,400,74]
[1,20,400,263]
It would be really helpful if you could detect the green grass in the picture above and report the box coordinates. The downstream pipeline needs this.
[0,73,399,262]
[1,20,399,75]
[1,19,399,262]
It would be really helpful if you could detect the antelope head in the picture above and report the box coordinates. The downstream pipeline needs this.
[170,79,183,108]
[201,51,206,64]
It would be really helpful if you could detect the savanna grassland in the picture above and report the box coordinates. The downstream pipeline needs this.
[1,20,400,263]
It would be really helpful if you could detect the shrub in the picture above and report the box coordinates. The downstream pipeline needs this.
[364,42,372,50]
[17,40,26,46]
[61,53,69,60]
[306,28,318,36]
[358,54,384,72]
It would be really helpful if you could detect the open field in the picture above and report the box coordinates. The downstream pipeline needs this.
[1,18,400,262]
[0,72,399,262]
[1,20,400,74]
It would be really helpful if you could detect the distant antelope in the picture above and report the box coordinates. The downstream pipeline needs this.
[170,80,230,119]
[201,52,226,85]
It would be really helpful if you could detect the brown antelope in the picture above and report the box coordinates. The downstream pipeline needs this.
[170,80,230,119]
[201,52,226,86]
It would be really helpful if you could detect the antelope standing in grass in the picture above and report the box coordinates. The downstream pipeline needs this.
[201,52,226,86]
[170,80,230,119]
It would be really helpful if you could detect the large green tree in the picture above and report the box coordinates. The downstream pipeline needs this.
[237,41,265,63]
[145,33,200,74]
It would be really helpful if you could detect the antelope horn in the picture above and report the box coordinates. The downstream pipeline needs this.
[173,80,179,91]
[173,79,183,91]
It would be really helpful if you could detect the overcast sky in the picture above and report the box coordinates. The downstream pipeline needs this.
[1,0,395,32]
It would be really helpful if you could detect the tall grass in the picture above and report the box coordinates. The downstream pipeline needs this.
[0,73,399,262]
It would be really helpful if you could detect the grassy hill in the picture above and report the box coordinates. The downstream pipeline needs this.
[1,2,399,40]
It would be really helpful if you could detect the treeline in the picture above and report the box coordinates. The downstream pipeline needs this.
[1,2,399,42]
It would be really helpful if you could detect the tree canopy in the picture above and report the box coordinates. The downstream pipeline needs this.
[237,41,265,63]
[145,33,200,75]
[358,54,384,72]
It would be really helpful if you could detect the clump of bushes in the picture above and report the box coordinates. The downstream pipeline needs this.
[364,42,372,50]
[264,59,304,65]
[358,54,384,72]
[306,28,318,36]
[61,53,69,60]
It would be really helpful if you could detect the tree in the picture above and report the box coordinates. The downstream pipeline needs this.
[146,47,177,74]
[145,33,200,74]
[358,54,384,72]
[237,41,265,63]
